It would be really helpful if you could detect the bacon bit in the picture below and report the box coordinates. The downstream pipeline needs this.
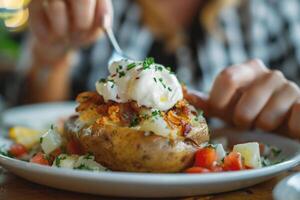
[175,100,187,108]
[181,106,190,116]
[191,110,197,115]
[116,94,120,99]
[135,77,140,80]
[96,116,109,125]
[130,101,140,113]
[182,123,192,136]
[108,105,120,122]
[167,111,182,125]
[111,74,117,77]
[96,104,109,115]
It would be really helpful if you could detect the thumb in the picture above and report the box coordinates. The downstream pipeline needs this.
[184,89,211,117]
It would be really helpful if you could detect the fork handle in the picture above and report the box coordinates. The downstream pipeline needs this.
[104,27,123,55]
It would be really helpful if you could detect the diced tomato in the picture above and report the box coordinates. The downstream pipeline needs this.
[30,152,49,166]
[9,144,27,157]
[223,152,244,171]
[51,148,62,158]
[185,167,211,174]
[245,165,253,170]
[66,140,83,155]
[194,147,217,169]
[259,143,265,155]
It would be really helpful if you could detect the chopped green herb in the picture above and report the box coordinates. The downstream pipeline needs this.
[119,71,126,78]
[127,63,136,70]
[39,137,43,144]
[50,124,54,130]
[0,147,12,157]
[143,57,155,70]
[158,78,166,88]
[271,147,282,157]
[166,66,175,74]
[167,87,172,92]
[151,110,162,118]
[74,164,93,171]
[155,65,163,71]
[141,114,150,120]
[130,117,140,127]
[153,77,157,83]
[118,65,123,69]
[55,155,66,167]
[197,109,204,117]
[98,78,107,83]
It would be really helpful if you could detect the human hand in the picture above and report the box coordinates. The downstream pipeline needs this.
[187,59,300,138]
[29,0,112,64]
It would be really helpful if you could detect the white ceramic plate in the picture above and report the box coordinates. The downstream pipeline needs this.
[0,103,300,198]
[0,102,76,130]
[273,173,300,200]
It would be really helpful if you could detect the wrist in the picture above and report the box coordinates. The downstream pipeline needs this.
[32,40,75,67]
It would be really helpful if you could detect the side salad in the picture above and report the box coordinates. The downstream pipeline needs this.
[1,125,283,173]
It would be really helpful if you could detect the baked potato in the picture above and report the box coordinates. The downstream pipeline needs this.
[64,91,209,173]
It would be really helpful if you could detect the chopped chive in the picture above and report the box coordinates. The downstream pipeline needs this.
[143,57,155,70]
[151,110,162,118]
[167,87,172,92]
[153,77,157,83]
[271,148,282,157]
[98,78,107,83]
[127,63,136,70]
[119,71,126,78]
[130,117,139,127]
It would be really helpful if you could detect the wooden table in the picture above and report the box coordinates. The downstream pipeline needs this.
[0,166,299,200]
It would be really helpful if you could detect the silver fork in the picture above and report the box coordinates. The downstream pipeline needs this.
[104,27,130,65]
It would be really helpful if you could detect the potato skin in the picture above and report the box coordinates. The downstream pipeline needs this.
[64,116,209,173]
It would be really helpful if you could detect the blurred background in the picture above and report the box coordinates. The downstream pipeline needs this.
[1,0,300,112]
[0,0,29,109]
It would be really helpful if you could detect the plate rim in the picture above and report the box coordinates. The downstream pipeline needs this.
[0,131,299,185]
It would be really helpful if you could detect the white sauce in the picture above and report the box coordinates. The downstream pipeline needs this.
[95,59,183,111]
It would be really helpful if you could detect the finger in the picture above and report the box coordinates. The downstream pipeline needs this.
[45,0,69,38]
[69,0,97,31]
[288,100,300,138]
[184,89,209,115]
[28,0,51,42]
[209,59,268,110]
[233,70,287,127]
[80,29,103,47]
[94,0,113,28]
[256,81,300,131]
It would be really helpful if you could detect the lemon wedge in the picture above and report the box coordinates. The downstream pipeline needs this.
[9,126,43,149]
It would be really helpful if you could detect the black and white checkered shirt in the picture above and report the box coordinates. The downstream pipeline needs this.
[69,0,300,98]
